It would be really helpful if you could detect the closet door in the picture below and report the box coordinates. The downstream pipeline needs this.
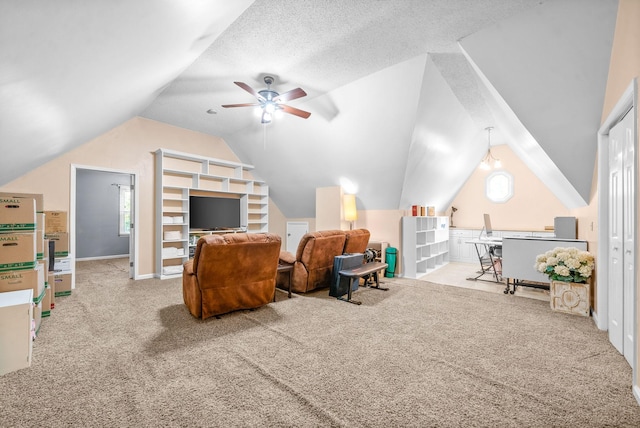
[621,109,635,367]
[608,116,624,354]
[608,107,636,366]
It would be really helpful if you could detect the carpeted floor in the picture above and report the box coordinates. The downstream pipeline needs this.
[2,258,640,427]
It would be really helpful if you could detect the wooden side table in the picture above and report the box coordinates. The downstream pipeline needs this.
[276,264,293,300]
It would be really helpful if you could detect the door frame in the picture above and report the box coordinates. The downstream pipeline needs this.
[70,164,140,279]
[596,78,638,401]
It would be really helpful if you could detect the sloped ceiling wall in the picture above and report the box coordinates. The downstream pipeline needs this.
[0,0,254,185]
[0,1,618,219]
[399,56,484,211]
[460,0,618,207]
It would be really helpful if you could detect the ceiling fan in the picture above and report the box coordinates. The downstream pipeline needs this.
[221,76,311,124]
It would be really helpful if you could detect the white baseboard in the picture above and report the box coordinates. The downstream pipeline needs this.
[591,310,607,331]
[633,384,640,405]
[76,254,129,261]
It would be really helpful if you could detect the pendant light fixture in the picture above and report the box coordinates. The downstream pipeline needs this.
[479,126,501,170]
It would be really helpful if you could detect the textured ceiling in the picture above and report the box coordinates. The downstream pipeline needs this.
[0,0,618,218]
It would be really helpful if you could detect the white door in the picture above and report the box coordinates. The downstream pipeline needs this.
[608,125,624,353]
[286,222,308,253]
[608,108,636,365]
[621,109,636,366]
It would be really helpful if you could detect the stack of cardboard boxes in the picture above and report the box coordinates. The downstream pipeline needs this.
[44,210,73,298]
[0,192,75,376]
[0,193,44,375]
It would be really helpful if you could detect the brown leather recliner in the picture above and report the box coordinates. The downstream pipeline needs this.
[344,228,371,254]
[183,232,281,319]
[278,229,370,294]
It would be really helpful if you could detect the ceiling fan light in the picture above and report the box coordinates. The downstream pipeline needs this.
[264,102,276,114]
[261,111,272,124]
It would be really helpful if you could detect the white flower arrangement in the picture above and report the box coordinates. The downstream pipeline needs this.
[534,247,595,284]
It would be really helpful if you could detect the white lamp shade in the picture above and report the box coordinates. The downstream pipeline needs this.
[343,194,357,221]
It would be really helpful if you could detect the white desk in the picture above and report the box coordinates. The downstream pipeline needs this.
[466,239,503,284]
[502,237,588,293]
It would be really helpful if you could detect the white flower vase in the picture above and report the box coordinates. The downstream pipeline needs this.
[549,280,591,317]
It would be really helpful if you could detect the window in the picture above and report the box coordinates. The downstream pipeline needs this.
[485,171,513,203]
[119,185,131,235]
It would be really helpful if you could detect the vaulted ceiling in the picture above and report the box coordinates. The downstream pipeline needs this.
[0,0,618,218]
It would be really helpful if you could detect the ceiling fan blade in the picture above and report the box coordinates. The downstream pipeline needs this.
[281,104,311,119]
[234,81,265,102]
[221,103,260,108]
[273,87,307,103]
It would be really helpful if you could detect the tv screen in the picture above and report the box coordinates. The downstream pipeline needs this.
[189,196,241,230]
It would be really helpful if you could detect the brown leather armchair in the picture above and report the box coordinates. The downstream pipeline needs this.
[183,232,281,319]
[344,228,371,254]
[278,229,370,294]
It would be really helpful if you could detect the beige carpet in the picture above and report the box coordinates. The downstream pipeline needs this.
[420,262,550,301]
[1,258,639,427]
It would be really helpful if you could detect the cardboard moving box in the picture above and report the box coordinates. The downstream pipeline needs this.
[0,198,36,232]
[44,211,67,233]
[0,192,43,213]
[44,232,69,257]
[36,229,44,260]
[0,232,37,272]
[49,272,72,297]
[34,300,42,335]
[0,263,45,303]
[41,284,52,317]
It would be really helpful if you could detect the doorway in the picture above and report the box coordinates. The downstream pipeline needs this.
[71,165,139,279]
[286,222,309,253]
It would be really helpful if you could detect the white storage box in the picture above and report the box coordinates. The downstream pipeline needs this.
[163,231,182,241]
[162,216,173,224]
[172,216,184,224]
[162,265,183,275]
[54,257,72,272]
[162,247,178,258]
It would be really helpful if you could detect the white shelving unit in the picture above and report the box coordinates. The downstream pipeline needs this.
[155,149,269,279]
[401,216,449,279]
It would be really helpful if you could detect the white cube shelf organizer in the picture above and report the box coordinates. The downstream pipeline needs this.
[401,216,449,279]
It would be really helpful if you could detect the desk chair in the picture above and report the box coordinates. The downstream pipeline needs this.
[490,245,502,275]
[469,241,502,283]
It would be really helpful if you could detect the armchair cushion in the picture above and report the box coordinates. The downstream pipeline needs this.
[278,250,296,265]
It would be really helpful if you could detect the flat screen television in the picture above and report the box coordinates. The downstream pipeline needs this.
[189,196,241,230]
